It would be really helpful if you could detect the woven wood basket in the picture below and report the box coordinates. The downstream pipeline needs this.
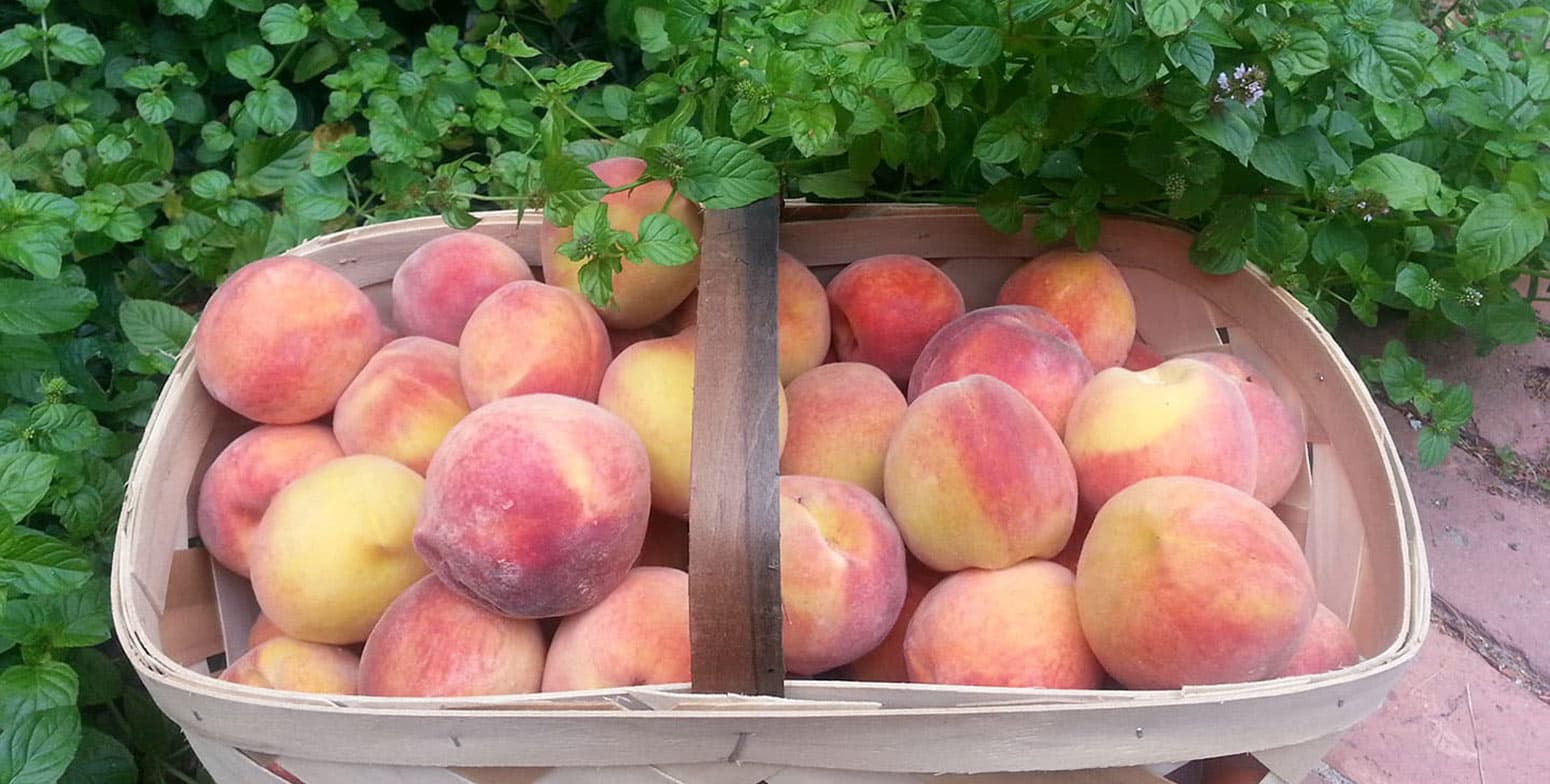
[109,202,1428,784]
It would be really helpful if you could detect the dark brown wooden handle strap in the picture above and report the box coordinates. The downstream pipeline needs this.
[686,197,785,696]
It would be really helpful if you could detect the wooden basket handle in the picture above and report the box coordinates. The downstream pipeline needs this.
[686,197,786,696]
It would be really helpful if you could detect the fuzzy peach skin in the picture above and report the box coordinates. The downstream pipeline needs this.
[332,336,470,474]
[247,613,286,650]
[415,394,652,619]
[1181,351,1307,507]
[908,305,1094,435]
[541,567,691,691]
[1075,476,1317,689]
[542,157,703,329]
[1062,357,1258,515]
[995,249,1137,369]
[358,574,547,697]
[597,328,787,517]
[195,255,390,424]
[634,512,690,570]
[1277,603,1361,677]
[196,424,343,577]
[672,252,832,384]
[779,362,906,499]
[905,560,1105,689]
[249,455,430,645]
[844,558,942,683]
[1123,339,1164,371]
[458,280,611,408]
[826,254,966,383]
[884,374,1078,572]
[390,232,533,344]
[219,637,360,695]
[778,475,908,676]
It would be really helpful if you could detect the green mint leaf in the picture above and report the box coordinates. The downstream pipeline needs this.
[1373,100,1425,139]
[1455,193,1547,280]
[1311,221,1368,267]
[0,26,36,72]
[634,6,671,53]
[120,65,161,90]
[678,137,780,210]
[1345,21,1433,103]
[188,170,231,200]
[0,453,57,526]
[159,0,214,17]
[0,705,80,784]
[976,179,1024,234]
[0,192,77,279]
[29,404,102,455]
[1074,211,1101,250]
[1477,295,1539,347]
[235,133,311,196]
[1185,101,1263,165]
[552,60,612,92]
[134,92,174,124]
[921,0,1002,68]
[1140,0,1202,37]
[892,81,937,112]
[540,155,608,227]
[118,300,195,359]
[1349,153,1442,212]
[630,213,698,267]
[440,207,480,230]
[310,135,370,177]
[226,45,275,84]
[1270,27,1330,85]
[0,281,96,336]
[973,113,1027,165]
[1249,130,1319,188]
[260,4,311,45]
[245,82,298,134]
[1250,207,1309,268]
[788,102,836,158]
[1190,201,1253,274]
[576,255,622,308]
[1417,426,1451,469]
[1432,384,1473,431]
[1165,33,1214,84]
[46,25,103,66]
[0,579,111,650]
[1394,263,1436,308]
[797,170,870,200]
[0,662,78,717]
[59,727,135,784]
[283,172,349,221]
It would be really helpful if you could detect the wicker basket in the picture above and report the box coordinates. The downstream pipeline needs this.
[109,203,1428,784]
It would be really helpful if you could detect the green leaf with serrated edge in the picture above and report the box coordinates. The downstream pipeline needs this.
[283,172,349,221]
[1477,295,1539,346]
[0,281,95,336]
[1350,153,1441,212]
[576,255,622,307]
[1417,426,1451,468]
[921,0,1001,68]
[118,300,195,358]
[235,133,310,196]
[629,213,698,268]
[246,83,297,134]
[1249,130,1320,188]
[788,102,836,158]
[976,180,1024,234]
[1270,27,1329,85]
[678,138,779,210]
[0,579,111,649]
[1345,21,1433,103]
[260,4,310,45]
[1185,101,1263,165]
[47,25,103,66]
[0,705,80,784]
[553,60,611,92]
[30,404,101,455]
[1394,263,1436,308]
[1165,33,1213,84]
[0,27,34,72]
[1311,221,1368,267]
[0,662,77,718]
[1455,193,1547,280]
[540,155,607,227]
[1373,100,1425,139]
[0,526,91,595]
[1432,384,1473,430]
[189,171,230,200]
[0,193,77,279]
[0,453,56,526]
[1140,0,1202,37]
[441,207,480,230]
[226,45,274,83]
[1190,201,1253,274]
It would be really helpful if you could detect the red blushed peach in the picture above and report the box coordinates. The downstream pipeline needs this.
[884,375,1078,572]
[1124,339,1164,371]
[598,328,787,518]
[905,560,1105,689]
[908,305,1094,435]
[996,249,1137,369]
[219,637,360,695]
[1075,476,1317,689]
[826,254,965,383]
[634,512,690,571]
[415,394,652,619]
[1062,357,1258,515]
[358,575,547,697]
[844,558,942,683]
[458,280,612,408]
[779,362,907,499]
[671,252,831,385]
[195,256,390,424]
[249,455,430,645]
[1180,351,1307,507]
[196,423,344,577]
[542,157,703,329]
[390,232,534,345]
[247,613,285,650]
[332,337,470,474]
[779,475,908,676]
[1277,604,1361,677]
[541,567,691,691]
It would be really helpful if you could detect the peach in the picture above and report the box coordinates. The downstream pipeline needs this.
[332,337,469,474]
[1063,357,1257,514]
[1074,476,1317,689]
[247,613,285,650]
[778,475,908,676]
[541,567,691,691]
[597,328,787,518]
[996,249,1137,369]
[196,423,343,577]
[634,512,690,571]
[358,574,547,697]
[845,558,942,683]
[458,280,611,408]
[541,157,703,329]
[415,394,651,619]
[908,305,1094,435]
[671,252,832,385]
[904,560,1105,689]
[249,455,430,645]
[1180,351,1307,507]
[884,375,1078,572]
[779,362,906,499]
[1278,604,1361,677]
[219,637,360,695]
[1124,339,1164,371]
[195,255,389,424]
[826,254,965,383]
[390,232,534,344]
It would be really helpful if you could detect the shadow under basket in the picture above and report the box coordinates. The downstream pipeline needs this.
[110,204,1429,784]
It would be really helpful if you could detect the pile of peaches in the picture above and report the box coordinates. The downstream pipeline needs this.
[193,157,1360,700]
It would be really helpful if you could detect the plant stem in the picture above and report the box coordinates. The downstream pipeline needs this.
[269,41,304,80]
[511,58,617,142]
[39,12,53,85]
